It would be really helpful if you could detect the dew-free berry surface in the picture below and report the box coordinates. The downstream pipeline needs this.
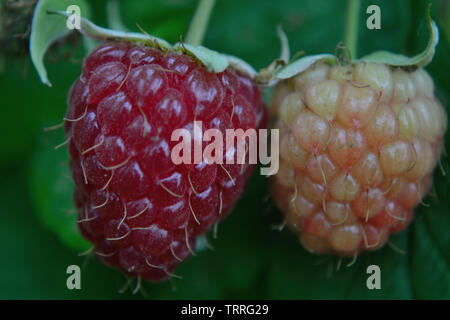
[271,61,447,257]
[65,42,266,281]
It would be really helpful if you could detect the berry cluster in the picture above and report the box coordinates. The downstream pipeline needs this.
[65,43,266,281]
[271,61,446,256]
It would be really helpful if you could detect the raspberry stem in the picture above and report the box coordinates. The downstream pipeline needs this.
[185,0,216,46]
[106,0,127,31]
[344,0,360,59]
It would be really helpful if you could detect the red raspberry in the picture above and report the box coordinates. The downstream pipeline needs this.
[270,61,446,257]
[65,42,266,282]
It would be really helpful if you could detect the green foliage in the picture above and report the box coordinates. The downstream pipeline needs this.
[29,130,89,252]
[0,0,448,299]
[360,4,439,68]
[30,0,92,86]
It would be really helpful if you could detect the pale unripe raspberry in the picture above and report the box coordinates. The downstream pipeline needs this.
[271,61,446,256]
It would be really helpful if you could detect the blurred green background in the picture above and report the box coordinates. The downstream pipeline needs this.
[0,0,449,299]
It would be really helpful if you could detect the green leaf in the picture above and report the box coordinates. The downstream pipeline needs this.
[176,43,229,72]
[226,55,258,78]
[46,10,172,50]
[30,0,92,86]
[44,11,258,76]
[274,54,336,79]
[29,131,89,252]
[360,5,439,68]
